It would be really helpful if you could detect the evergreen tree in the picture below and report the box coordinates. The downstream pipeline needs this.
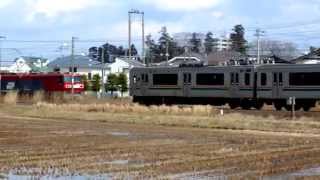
[145,34,160,64]
[106,73,118,95]
[117,46,126,56]
[88,43,137,62]
[158,26,171,62]
[81,75,90,91]
[204,32,213,54]
[204,32,219,54]
[230,24,247,54]
[130,44,138,56]
[117,73,128,97]
[92,74,101,92]
[157,26,183,62]
[189,33,201,53]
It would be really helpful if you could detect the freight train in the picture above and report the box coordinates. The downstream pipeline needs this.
[130,63,320,111]
[0,73,84,95]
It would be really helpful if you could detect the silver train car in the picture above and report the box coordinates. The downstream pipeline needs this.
[130,64,320,111]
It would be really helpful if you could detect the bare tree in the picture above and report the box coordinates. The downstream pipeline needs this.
[248,39,301,59]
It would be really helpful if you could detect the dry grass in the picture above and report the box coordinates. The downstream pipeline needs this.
[3,91,18,105]
[35,102,219,117]
[0,101,312,134]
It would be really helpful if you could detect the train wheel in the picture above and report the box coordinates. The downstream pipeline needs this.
[229,101,239,109]
[285,105,301,111]
[241,104,251,110]
[303,105,311,112]
[274,103,282,111]
[240,99,252,110]
[254,101,264,110]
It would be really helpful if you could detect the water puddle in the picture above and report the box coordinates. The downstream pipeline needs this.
[267,166,320,179]
[98,159,145,166]
[170,167,320,180]
[101,159,129,165]
[108,132,130,136]
[2,172,113,180]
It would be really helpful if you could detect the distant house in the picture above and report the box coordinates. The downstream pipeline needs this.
[154,52,206,67]
[207,51,244,66]
[48,55,103,80]
[7,56,48,73]
[48,55,144,96]
[291,49,320,64]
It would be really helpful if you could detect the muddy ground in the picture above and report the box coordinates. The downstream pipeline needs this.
[1,108,320,179]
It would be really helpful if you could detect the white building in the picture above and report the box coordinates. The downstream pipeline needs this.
[216,35,232,51]
[173,32,231,52]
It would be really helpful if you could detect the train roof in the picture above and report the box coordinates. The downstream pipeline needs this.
[132,63,320,71]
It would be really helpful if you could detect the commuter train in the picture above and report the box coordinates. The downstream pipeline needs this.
[130,64,320,111]
[0,73,84,95]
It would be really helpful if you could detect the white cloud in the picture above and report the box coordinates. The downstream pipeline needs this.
[140,0,222,11]
[25,0,102,21]
[211,11,224,19]
[0,0,13,8]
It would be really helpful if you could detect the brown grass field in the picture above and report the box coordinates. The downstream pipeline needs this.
[1,93,320,179]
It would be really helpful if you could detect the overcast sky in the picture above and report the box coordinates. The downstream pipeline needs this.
[1,0,320,61]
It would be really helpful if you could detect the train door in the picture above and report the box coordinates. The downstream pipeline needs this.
[230,71,240,97]
[272,72,283,98]
[183,73,192,97]
[140,73,149,96]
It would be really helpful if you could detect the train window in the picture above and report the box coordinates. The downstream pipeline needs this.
[261,73,267,86]
[153,74,178,86]
[245,73,250,86]
[64,76,81,83]
[141,74,149,83]
[231,73,234,84]
[273,73,277,83]
[69,67,77,73]
[235,73,239,84]
[196,73,224,86]
[184,73,191,84]
[133,76,137,84]
[1,81,16,90]
[289,72,320,86]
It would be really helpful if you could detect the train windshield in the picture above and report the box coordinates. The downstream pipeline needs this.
[64,76,82,83]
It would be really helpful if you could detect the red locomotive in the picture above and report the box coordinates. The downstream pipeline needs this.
[0,73,84,94]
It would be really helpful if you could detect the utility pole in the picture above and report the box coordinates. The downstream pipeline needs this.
[100,47,105,98]
[166,40,169,62]
[142,11,145,65]
[128,10,145,63]
[71,37,77,98]
[128,11,132,61]
[255,28,265,65]
[0,36,6,95]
